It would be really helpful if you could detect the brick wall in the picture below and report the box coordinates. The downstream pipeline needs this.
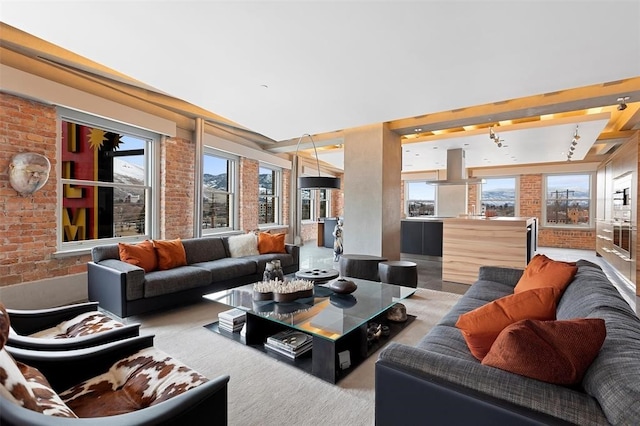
[0,93,90,287]
[160,136,195,239]
[239,158,259,231]
[468,183,478,214]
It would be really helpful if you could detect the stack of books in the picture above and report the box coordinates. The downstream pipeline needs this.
[218,308,246,333]
[265,329,312,359]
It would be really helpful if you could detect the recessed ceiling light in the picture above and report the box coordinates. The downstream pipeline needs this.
[464,143,469,146]
[260,84,268,89]
[432,146,438,149]
[414,128,422,132]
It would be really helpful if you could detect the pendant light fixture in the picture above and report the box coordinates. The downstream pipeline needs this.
[294,133,341,189]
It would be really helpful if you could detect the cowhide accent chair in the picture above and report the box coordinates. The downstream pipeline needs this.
[0,304,230,425]
[6,301,141,351]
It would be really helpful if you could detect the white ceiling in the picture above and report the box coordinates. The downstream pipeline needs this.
[2,1,640,171]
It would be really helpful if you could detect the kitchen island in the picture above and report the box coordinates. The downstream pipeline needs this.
[442,216,537,285]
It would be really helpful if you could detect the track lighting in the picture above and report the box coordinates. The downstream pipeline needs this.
[489,126,504,148]
[566,125,579,161]
[617,96,629,111]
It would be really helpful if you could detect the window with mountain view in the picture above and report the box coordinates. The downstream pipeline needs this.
[259,165,280,224]
[60,113,155,249]
[406,181,436,216]
[481,177,517,217]
[203,151,236,231]
[544,174,592,227]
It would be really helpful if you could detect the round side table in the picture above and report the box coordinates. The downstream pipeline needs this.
[338,254,388,281]
[378,260,418,288]
[295,268,339,284]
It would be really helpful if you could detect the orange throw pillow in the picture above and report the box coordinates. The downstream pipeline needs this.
[514,254,577,294]
[455,287,559,360]
[118,240,158,273]
[153,239,187,270]
[482,318,606,385]
[257,232,287,254]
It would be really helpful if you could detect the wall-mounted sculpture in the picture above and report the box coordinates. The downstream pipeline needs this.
[9,152,51,196]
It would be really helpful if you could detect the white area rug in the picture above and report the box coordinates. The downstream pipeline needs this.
[128,288,461,426]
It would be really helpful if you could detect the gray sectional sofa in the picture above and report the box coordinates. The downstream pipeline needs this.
[88,236,299,318]
[376,260,640,425]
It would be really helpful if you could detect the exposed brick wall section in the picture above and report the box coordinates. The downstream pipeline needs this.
[400,180,405,217]
[519,173,594,250]
[160,136,195,239]
[331,175,344,217]
[0,92,90,287]
[468,183,478,214]
[301,222,318,242]
[239,158,259,231]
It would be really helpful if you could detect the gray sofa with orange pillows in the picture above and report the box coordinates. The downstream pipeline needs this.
[88,234,299,318]
[375,257,640,425]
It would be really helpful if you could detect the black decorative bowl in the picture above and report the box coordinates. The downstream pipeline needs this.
[328,278,357,294]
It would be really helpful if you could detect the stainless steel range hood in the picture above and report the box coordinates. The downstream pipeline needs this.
[432,148,483,185]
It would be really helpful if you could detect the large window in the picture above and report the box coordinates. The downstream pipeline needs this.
[259,165,281,225]
[481,177,517,217]
[301,189,330,221]
[544,174,592,227]
[202,150,236,232]
[406,181,436,216]
[59,110,156,250]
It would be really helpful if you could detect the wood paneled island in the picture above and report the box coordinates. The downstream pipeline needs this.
[442,217,537,285]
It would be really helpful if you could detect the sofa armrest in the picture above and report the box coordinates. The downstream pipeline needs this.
[376,342,605,425]
[477,266,523,288]
[0,373,229,426]
[6,302,100,335]
[8,323,141,351]
[285,243,299,266]
[6,335,156,393]
[88,261,145,318]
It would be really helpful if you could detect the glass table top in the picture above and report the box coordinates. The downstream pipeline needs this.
[204,278,415,341]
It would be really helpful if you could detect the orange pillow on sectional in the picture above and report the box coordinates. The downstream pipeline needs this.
[514,254,577,294]
[482,318,606,385]
[257,232,287,254]
[118,240,158,273]
[455,287,560,360]
[153,238,187,270]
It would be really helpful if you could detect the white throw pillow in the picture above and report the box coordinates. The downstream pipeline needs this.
[228,233,259,257]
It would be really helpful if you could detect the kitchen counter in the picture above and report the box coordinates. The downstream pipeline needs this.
[442,216,537,284]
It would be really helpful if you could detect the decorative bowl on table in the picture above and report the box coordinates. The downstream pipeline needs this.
[252,279,314,302]
[328,278,357,294]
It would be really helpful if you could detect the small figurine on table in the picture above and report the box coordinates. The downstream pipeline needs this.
[332,218,343,262]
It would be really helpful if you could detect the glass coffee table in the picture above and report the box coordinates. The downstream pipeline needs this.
[203,278,416,384]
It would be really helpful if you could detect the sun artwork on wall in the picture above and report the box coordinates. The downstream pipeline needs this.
[87,128,107,150]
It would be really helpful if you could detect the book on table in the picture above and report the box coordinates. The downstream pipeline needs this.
[265,329,313,358]
[218,308,247,323]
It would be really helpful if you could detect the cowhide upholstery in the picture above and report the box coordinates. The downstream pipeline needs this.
[28,311,124,339]
[60,347,209,417]
[0,303,77,417]
[0,303,210,419]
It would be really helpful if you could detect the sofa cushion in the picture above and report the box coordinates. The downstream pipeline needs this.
[153,239,188,270]
[143,266,212,298]
[482,318,606,385]
[257,232,287,254]
[29,311,124,339]
[59,347,208,418]
[191,257,257,282]
[228,233,259,257]
[243,253,295,274]
[455,287,559,360]
[182,237,227,264]
[118,240,158,273]
[514,254,577,294]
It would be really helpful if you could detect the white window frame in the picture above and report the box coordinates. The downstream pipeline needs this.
[301,189,331,222]
[258,164,282,226]
[543,173,594,228]
[56,108,159,253]
[202,148,238,234]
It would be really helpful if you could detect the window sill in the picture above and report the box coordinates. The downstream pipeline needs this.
[52,248,92,258]
[259,224,288,232]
